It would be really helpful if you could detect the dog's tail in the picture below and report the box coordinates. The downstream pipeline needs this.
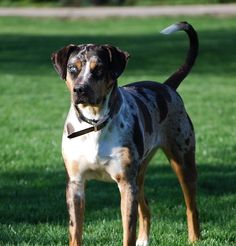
[161,22,199,90]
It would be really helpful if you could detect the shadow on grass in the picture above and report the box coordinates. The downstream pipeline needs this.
[0,28,236,78]
[0,163,235,224]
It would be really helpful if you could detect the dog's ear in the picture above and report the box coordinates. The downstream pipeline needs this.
[51,44,77,80]
[104,45,130,79]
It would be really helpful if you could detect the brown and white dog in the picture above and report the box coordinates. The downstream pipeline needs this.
[51,22,200,246]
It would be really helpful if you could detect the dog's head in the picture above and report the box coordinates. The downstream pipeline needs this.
[51,44,129,106]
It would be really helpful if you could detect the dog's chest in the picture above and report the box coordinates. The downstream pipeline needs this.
[62,121,124,182]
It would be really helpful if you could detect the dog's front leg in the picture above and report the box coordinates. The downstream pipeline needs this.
[118,177,138,246]
[66,179,85,246]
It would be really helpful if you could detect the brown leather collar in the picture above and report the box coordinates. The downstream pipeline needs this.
[67,113,110,139]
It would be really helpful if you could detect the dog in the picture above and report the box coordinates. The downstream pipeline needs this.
[51,21,200,246]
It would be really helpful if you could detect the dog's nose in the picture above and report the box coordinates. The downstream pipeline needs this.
[73,85,86,94]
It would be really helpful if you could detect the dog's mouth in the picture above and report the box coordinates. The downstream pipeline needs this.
[74,95,89,105]
[73,93,105,107]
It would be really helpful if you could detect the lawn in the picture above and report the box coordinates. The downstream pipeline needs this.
[0,15,235,245]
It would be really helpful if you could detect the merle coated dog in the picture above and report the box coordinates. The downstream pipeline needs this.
[51,21,200,246]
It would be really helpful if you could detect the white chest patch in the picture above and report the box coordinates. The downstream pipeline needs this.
[62,107,125,182]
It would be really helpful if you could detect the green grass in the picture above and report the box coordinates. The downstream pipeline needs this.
[0,16,235,245]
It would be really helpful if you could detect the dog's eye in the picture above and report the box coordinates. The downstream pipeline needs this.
[68,65,79,74]
[92,65,104,77]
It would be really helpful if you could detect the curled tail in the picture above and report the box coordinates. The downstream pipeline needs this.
[161,21,199,90]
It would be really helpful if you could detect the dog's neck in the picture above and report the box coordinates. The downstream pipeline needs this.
[74,84,121,126]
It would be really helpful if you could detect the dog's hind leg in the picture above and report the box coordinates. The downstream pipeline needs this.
[164,144,200,242]
[136,160,151,246]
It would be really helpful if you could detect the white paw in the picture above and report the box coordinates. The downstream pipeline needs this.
[136,239,149,246]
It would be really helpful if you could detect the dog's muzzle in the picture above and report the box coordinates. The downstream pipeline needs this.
[73,84,105,106]
[73,84,92,104]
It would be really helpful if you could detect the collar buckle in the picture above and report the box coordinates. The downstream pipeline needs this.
[94,125,98,132]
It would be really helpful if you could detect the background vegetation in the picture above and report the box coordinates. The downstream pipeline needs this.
[0,15,235,245]
[0,0,235,7]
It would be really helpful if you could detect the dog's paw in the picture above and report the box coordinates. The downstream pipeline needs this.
[136,239,149,246]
